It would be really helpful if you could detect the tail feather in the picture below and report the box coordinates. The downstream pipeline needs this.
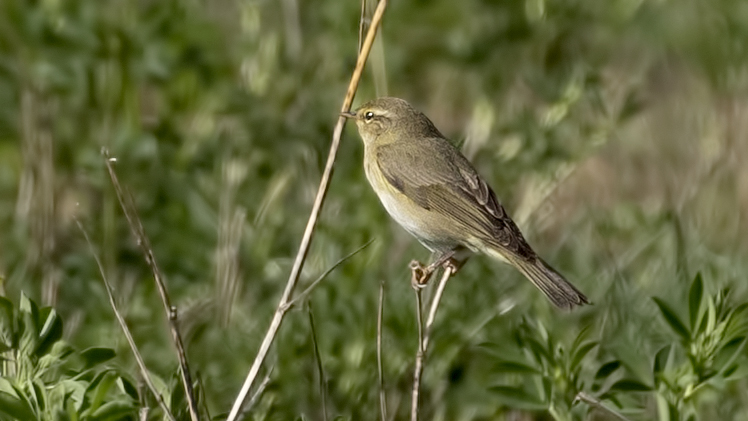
[486,248,588,309]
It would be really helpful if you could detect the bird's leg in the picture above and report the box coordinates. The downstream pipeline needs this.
[409,250,457,289]
[426,250,457,273]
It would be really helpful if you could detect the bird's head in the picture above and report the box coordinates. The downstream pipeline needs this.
[342,97,442,145]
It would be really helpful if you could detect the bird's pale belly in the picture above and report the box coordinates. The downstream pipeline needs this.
[377,190,432,241]
[365,158,463,253]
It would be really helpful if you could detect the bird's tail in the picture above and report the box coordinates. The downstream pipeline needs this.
[485,248,588,309]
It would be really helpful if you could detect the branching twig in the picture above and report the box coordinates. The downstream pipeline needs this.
[103,153,199,421]
[75,219,176,421]
[226,2,389,418]
[377,280,387,421]
[284,239,374,311]
[410,266,455,421]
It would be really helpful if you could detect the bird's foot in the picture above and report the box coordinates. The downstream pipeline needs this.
[409,260,432,290]
[442,257,460,274]
[410,254,462,290]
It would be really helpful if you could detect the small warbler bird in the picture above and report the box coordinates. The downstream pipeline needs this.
[342,97,588,309]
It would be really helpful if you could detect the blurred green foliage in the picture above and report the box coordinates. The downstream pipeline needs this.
[0,293,137,420]
[2,0,748,419]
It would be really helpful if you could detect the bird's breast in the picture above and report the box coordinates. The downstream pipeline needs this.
[363,152,419,231]
[363,148,456,252]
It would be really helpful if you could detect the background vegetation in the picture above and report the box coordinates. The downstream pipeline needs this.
[2,0,748,419]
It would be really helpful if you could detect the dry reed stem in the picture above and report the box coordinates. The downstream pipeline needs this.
[226,1,389,419]
[75,219,176,421]
[103,153,200,421]
[410,266,455,421]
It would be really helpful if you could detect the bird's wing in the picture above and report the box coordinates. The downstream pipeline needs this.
[375,139,534,259]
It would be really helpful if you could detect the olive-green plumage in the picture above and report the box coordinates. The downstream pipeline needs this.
[344,97,588,309]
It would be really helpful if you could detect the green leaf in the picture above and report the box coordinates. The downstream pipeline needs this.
[19,293,39,327]
[19,293,40,357]
[35,308,63,357]
[716,337,747,377]
[89,400,136,420]
[729,302,748,320]
[609,379,653,392]
[723,364,738,378]
[493,360,541,375]
[94,373,119,412]
[116,376,139,401]
[523,335,552,365]
[570,325,592,355]
[0,296,14,347]
[689,273,703,331]
[571,341,598,370]
[0,391,36,420]
[653,297,690,340]
[653,344,672,378]
[595,360,621,379]
[57,379,87,413]
[489,385,547,410]
[30,378,46,413]
[80,347,116,369]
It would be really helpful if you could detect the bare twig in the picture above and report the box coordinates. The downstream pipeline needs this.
[574,392,631,421]
[410,283,424,421]
[226,1,389,419]
[308,303,328,421]
[423,268,453,339]
[102,153,199,421]
[377,280,387,421]
[410,266,455,421]
[75,219,175,421]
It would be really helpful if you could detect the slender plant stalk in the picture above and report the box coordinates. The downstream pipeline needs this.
[75,219,176,421]
[103,153,200,421]
[378,280,387,421]
[283,239,374,311]
[308,303,328,421]
[239,366,274,419]
[226,1,389,419]
[410,266,455,421]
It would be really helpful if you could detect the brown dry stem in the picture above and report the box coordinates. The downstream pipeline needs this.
[410,265,455,421]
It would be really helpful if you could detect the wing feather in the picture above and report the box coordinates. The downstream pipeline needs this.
[375,139,533,259]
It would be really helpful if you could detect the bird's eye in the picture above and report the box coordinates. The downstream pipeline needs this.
[364,111,374,121]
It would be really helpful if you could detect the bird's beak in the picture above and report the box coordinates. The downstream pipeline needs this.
[340,110,357,119]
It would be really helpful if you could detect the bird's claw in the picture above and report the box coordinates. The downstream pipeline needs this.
[442,258,460,274]
[409,260,432,290]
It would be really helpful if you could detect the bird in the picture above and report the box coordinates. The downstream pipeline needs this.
[342,97,588,309]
